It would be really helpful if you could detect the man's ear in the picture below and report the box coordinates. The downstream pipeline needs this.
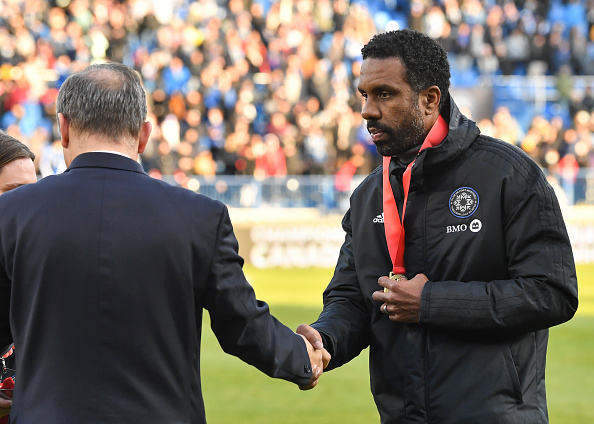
[137,121,152,154]
[421,86,441,116]
[58,113,69,149]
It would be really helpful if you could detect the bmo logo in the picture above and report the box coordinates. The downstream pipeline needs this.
[446,219,482,234]
[446,224,467,233]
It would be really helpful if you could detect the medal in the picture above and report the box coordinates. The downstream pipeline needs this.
[389,272,405,281]
[385,272,406,292]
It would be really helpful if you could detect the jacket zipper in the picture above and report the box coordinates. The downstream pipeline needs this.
[421,184,432,423]
[424,329,432,424]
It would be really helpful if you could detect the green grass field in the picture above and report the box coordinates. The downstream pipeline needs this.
[201,264,594,423]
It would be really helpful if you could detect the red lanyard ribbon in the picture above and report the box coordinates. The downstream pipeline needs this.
[382,115,448,275]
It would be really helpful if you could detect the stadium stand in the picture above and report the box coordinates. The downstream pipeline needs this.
[0,0,593,208]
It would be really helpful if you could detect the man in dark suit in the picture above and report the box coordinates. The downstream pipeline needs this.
[0,62,328,423]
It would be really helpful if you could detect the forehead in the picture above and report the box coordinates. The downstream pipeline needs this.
[358,57,408,90]
[0,158,37,192]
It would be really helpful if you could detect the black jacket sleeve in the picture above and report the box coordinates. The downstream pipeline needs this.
[311,209,370,370]
[203,205,313,386]
[420,169,578,334]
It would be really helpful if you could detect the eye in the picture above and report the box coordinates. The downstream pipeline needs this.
[379,91,390,99]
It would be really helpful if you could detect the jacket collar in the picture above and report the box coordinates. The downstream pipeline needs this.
[390,96,480,176]
[65,152,147,175]
[388,96,481,189]
[421,95,481,168]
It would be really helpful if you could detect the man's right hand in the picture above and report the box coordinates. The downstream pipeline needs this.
[296,324,325,350]
[297,334,323,390]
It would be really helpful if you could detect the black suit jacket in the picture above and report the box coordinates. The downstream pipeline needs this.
[0,152,311,423]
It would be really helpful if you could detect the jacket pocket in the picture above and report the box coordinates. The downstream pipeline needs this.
[505,342,524,405]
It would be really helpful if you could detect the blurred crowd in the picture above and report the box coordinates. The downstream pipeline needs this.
[0,0,593,192]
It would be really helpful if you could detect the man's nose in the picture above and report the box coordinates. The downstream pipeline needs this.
[361,99,380,121]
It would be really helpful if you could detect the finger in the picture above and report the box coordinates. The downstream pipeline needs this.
[299,367,322,391]
[296,333,314,358]
[296,324,324,350]
[321,348,331,369]
[297,334,323,377]
[377,277,398,295]
[315,360,323,377]
[299,378,318,391]
[371,290,388,303]
[299,369,322,390]
[313,349,324,372]
[377,276,391,289]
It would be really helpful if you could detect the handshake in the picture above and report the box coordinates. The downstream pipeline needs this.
[296,324,331,391]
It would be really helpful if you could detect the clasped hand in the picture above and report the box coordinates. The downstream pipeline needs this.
[372,273,428,323]
[296,325,331,390]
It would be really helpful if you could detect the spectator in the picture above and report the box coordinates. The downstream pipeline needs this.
[0,130,37,195]
[0,0,592,188]
[254,133,287,178]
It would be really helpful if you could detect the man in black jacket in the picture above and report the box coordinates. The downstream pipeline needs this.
[298,29,578,423]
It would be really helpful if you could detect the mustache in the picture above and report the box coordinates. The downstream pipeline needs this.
[366,121,392,133]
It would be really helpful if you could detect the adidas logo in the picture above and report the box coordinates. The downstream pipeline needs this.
[373,213,384,223]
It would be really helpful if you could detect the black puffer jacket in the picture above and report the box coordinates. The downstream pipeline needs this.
[312,97,578,424]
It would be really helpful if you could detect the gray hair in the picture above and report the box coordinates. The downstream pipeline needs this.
[56,62,147,142]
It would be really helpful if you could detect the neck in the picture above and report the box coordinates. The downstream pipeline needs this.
[65,135,138,166]
[394,144,422,164]
[393,113,444,164]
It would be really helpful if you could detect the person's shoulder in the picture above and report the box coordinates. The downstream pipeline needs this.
[151,178,226,213]
[470,135,542,175]
[351,164,382,196]
[472,135,529,159]
[0,176,48,219]
[0,173,54,203]
[472,134,538,168]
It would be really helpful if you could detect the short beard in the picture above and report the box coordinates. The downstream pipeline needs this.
[375,103,426,158]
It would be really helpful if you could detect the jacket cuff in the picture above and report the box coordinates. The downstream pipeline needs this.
[419,281,433,324]
[310,326,339,371]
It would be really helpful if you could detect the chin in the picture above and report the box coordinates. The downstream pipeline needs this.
[376,145,398,157]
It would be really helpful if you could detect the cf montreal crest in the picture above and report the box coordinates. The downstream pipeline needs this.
[449,187,479,218]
